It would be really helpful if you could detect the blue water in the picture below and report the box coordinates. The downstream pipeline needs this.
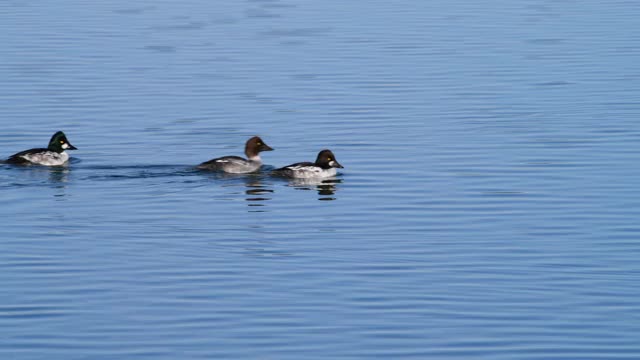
[2,1,640,359]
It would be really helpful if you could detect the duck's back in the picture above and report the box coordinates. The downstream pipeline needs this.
[274,161,336,178]
[7,148,48,165]
[197,156,260,173]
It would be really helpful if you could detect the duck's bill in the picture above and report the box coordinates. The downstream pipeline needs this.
[330,161,343,168]
[67,144,78,150]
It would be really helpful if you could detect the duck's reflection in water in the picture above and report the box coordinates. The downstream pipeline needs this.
[0,164,73,202]
[209,172,274,211]
[201,170,343,204]
[47,167,71,201]
[48,166,70,184]
[287,177,342,201]
[244,178,274,211]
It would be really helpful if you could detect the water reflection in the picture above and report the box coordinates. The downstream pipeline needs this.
[205,172,275,211]
[6,164,71,184]
[48,167,70,185]
[287,178,342,201]
[48,167,70,200]
[244,178,274,211]
[0,164,72,199]
[198,168,343,204]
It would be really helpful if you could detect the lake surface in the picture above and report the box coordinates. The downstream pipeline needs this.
[1,1,640,359]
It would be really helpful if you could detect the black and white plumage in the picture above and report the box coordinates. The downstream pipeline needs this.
[197,136,273,173]
[6,131,78,166]
[274,149,343,179]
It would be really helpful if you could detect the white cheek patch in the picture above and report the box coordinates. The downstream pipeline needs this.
[62,143,69,149]
[329,161,336,167]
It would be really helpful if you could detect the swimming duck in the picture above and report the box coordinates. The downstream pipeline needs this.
[6,131,78,166]
[273,149,343,178]
[197,136,273,173]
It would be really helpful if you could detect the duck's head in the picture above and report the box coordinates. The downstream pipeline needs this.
[245,136,274,158]
[48,131,78,153]
[315,149,343,169]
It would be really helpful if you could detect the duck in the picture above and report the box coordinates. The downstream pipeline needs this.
[273,149,343,178]
[5,131,78,166]
[197,136,273,173]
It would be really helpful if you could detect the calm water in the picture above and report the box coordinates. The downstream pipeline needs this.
[2,1,640,359]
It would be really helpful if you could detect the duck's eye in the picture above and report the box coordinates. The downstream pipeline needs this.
[60,140,64,144]
[327,157,332,161]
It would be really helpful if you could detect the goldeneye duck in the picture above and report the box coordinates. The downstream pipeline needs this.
[197,136,274,173]
[6,131,78,166]
[274,149,343,179]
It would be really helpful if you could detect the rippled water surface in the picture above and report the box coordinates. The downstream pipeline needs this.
[2,1,640,359]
